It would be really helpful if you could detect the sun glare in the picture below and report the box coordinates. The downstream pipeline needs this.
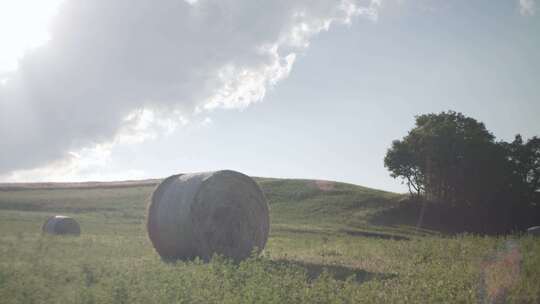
[0,0,64,75]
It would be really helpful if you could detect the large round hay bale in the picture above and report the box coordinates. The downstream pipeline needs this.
[42,215,81,236]
[147,170,270,262]
[527,226,540,236]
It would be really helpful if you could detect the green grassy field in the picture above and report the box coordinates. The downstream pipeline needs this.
[0,178,538,303]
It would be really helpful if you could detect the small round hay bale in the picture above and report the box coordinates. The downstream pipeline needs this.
[527,226,540,236]
[42,215,81,236]
[147,170,270,262]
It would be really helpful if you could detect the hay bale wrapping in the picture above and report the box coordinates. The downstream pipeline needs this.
[527,226,540,236]
[42,215,81,236]
[147,170,270,262]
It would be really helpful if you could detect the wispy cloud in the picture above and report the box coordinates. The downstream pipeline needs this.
[519,0,536,16]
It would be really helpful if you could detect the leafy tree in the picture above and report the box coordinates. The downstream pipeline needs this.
[502,135,540,204]
[384,139,424,198]
[384,111,540,233]
[385,111,500,206]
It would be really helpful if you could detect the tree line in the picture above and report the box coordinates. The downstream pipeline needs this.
[384,111,539,233]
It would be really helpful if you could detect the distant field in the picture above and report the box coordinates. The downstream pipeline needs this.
[0,179,161,191]
[0,178,538,303]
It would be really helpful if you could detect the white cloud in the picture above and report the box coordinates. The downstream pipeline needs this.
[116,108,186,144]
[0,144,146,182]
[519,0,536,16]
[200,117,213,127]
[0,0,379,180]
[0,0,63,73]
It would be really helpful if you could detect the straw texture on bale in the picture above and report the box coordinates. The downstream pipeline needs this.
[42,215,81,235]
[147,170,270,262]
[527,226,540,236]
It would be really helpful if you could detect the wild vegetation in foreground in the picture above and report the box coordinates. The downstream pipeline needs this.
[0,178,539,303]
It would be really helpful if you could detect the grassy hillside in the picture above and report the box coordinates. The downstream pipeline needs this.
[0,177,538,303]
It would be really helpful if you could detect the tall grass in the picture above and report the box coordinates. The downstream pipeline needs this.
[0,179,538,303]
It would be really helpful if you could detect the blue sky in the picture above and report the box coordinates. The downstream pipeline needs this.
[0,0,538,192]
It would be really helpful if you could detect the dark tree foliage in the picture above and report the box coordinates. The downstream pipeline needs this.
[502,135,540,202]
[384,139,424,198]
[384,111,540,233]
